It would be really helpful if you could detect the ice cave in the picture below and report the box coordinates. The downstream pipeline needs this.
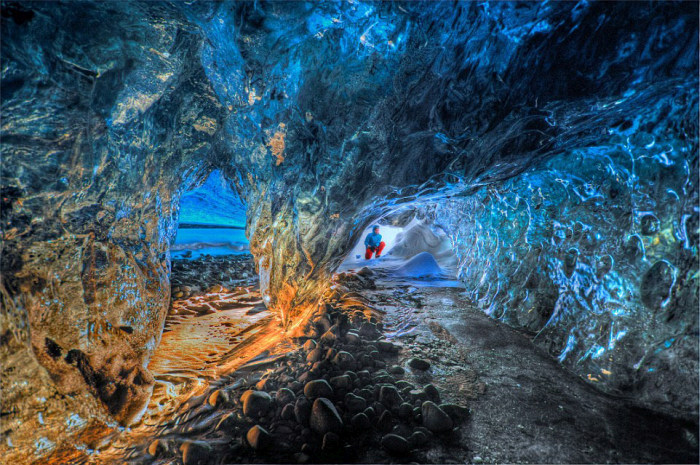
[1,1,698,464]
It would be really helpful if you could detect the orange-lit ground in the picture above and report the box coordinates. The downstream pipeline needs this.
[36,286,297,464]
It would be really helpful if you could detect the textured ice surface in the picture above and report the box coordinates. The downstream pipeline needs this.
[428,82,699,415]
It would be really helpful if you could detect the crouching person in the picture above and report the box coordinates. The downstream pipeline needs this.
[364,225,385,259]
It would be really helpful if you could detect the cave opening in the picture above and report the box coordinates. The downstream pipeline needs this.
[172,169,249,260]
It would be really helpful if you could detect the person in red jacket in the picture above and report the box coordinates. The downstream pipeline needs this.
[364,225,385,259]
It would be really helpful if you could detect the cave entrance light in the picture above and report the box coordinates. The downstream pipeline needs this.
[173,169,248,260]
[338,218,461,287]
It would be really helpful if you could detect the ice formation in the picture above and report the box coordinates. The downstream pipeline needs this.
[1,1,697,455]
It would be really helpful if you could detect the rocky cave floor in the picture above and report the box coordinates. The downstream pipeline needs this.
[90,254,697,465]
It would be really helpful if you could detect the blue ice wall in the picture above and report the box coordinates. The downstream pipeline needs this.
[432,82,698,415]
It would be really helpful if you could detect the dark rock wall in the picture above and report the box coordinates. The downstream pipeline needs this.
[1,1,697,454]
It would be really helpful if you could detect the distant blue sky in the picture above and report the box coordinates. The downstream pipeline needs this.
[178,170,246,227]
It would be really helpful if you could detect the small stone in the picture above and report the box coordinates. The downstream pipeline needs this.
[298,371,311,384]
[345,332,361,344]
[391,423,413,438]
[344,392,367,413]
[440,403,469,423]
[276,388,295,405]
[208,389,228,407]
[180,441,212,465]
[395,380,414,391]
[358,322,381,340]
[305,325,320,339]
[304,379,333,399]
[331,351,355,370]
[408,430,428,447]
[381,434,410,455]
[398,402,414,421]
[306,348,323,363]
[327,323,341,335]
[377,410,393,432]
[357,266,374,277]
[473,456,484,464]
[247,425,273,450]
[241,390,272,418]
[295,453,310,464]
[302,339,317,352]
[388,365,405,375]
[324,348,337,361]
[315,315,332,333]
[320,330,337,345]
[281,403,296,421]
[377,341,399,353]
[148,439,165,457]
[373,373,395,384]
[351,412,371,429]
[289,380,303,393]
[275,424,294,436]
[379,385,403,409]
[408,389,427,402]
[330,374,352,391]
[256,378,275,391]
[310,398,344,435]
[424,384,440,403]
[322,432,340,452]
[295,398,312,425]
[421,401,453,433]
[408,358,431,371]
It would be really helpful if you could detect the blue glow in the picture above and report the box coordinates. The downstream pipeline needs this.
[178,170,246,228]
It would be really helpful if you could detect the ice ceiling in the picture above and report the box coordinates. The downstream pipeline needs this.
[1,0,697,451]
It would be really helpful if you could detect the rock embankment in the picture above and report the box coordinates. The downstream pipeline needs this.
[142,285,469,464]
[171,254,258,299]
